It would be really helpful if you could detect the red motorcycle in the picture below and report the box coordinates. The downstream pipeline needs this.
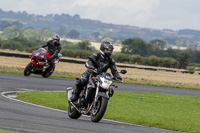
[24,48,62,78]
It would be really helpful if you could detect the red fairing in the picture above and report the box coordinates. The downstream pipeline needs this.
[33,50,37,54]
[30,61,37,66]
[46,53,51,57]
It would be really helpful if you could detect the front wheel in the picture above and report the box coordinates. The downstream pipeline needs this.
[91,97,108,122]
[68,102,82,119]
[24,62,34,76]
[42,64,55,78]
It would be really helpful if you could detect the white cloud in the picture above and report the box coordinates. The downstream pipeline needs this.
[1,0,200,30]
[65,0,160,26]
[0,0,160,22]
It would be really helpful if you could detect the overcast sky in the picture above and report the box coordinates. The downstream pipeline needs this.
[1,0,200,31]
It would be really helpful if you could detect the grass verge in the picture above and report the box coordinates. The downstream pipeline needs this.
[1,69,200,90]
[0,69,23,75]
[16,90,200,133]
[0,130,21,133]
[0,69,76,79]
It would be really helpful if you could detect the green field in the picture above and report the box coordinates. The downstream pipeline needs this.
[16,90,200,133]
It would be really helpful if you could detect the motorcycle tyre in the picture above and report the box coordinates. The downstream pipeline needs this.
[68,102,81,119]
[42,65,55,78]
[24,62,34,76]
[91,97,108,122]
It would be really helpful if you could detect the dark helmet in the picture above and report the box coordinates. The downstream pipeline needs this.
[100,41,114,57]
[53,34,60,41]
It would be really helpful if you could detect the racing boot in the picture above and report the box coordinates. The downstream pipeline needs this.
[70,79,81,102]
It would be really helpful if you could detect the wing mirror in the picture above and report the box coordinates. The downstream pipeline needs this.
[120,69,127,74]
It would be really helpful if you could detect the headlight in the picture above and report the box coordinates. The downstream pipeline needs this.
[100,77,112,89]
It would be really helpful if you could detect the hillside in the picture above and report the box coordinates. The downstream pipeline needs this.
[1,8,200,43]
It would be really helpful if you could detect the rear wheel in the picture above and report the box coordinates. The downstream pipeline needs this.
[68,102,81,119]
[24,62,34,76]
[91,97,108,122]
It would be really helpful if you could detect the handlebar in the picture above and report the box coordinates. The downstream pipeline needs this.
[88,69,124,83]
[112,78,123,83]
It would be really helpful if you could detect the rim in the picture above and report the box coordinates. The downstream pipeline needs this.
[92,98,101,116]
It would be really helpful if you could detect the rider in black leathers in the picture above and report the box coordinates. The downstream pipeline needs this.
[40,34,62,64]
[70,41,122,102]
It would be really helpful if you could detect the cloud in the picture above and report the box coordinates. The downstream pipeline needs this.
[144,0,200,30]
[1,0,200,30]
[65,0,160,25]
[0,0,160,24]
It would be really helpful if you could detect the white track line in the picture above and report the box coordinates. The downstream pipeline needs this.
[1,90,139,126]
[1,91,68,113]
[1,90,179,132]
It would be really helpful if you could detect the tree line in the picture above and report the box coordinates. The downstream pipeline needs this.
[121,38,195,68]
[0,37,191,69]
[1,25,200,69]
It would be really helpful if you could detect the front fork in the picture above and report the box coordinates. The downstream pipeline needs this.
[95,82,100,97]
[30,60,37,72]
[93,82,109,108]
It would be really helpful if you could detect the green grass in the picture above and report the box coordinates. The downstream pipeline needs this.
[16,90,200,133]
[0,69,76,79]
[0,69,23,75]
[124,80,200,90]
[0,130,21,133]
[16,91,68,111]
[1,69,200,90]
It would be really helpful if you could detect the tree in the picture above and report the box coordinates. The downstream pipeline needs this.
[39,29,53,40]
[148,39,167,57]
[78,41,92,51]
[149,39,166,50]
[177,51,191,69]
[77,41,96,51]
[115,40,121,44]
[1,25,21,39]
[22,28,38,40]
[22,28,52,40]
[66,30,80,39]
[164,48,177,59]
[121,38,148,56]
[1,38,23,51]
[1,37,43,51]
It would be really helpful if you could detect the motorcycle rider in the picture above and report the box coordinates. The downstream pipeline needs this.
[40,34,62,64]
[70,41,122,102]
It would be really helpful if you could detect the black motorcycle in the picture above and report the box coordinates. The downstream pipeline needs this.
[67,69,127,122]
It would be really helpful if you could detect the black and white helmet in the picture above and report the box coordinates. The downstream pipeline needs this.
[53,34,60,41]
[100,41,114,57]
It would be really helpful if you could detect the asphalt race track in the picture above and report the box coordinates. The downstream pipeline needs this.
[1,73,199,133]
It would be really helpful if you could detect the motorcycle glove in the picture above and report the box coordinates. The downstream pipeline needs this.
[115,75,122,81]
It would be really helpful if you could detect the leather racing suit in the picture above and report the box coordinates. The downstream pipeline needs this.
[40,40,61,63]
[72,52,121,99]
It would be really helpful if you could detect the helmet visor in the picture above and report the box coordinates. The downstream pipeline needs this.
[105,48,113,53]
